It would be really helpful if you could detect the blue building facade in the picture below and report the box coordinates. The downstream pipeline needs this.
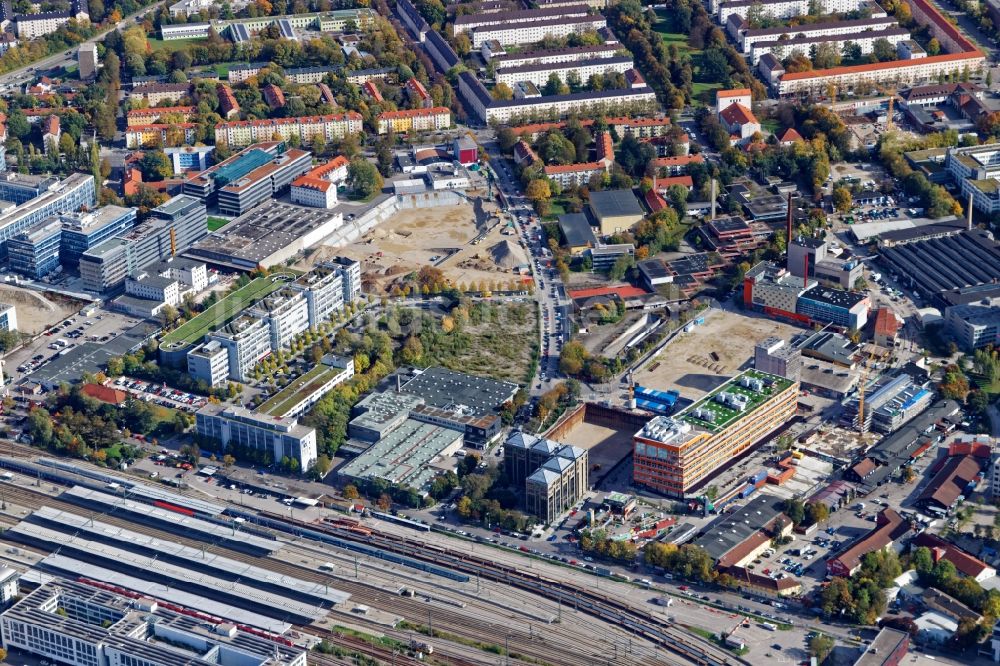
[59,206,138,265]
[8,219,62,279]
[0,173,96,257]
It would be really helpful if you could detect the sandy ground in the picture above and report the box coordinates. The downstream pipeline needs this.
[634,309,806,401]
[0,284,82,335]
[308,201,527,293]
[552,419,634,484]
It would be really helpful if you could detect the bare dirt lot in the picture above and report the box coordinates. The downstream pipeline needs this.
[634,309,806,400]
[551,419,634,485]
[0,285,83,335]
[311,201,528,293]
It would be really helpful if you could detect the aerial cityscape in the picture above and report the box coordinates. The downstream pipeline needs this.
[0,0,999,663]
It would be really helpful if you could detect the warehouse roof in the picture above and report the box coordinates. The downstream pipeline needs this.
[401,367,517,415]
[558,213,597,248]
[588,189,644,220]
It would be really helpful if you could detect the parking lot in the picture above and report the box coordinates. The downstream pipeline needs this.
[7,310,141,384]
[110,376,207,412]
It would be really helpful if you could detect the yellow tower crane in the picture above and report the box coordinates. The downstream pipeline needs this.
[857,346,879,439]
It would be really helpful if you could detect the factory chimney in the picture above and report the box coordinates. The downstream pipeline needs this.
[968,191,974,231]
[710,178,717,221]
[785,191,793,251]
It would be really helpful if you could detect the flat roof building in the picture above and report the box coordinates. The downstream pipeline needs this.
[399,367,518,416]
[197,401,318,471]
[183,199,343,271]
[588,188,645,235]
[1,580,307,666]
[633,370,798,497]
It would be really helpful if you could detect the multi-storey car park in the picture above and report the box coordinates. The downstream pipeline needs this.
[632,369,799,497]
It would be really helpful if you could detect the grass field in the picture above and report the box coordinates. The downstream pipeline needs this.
[207,216,230,232]
[259,364,343,416]
[161,275,294,347]
[654,12,724,103]
[148,37,208,52]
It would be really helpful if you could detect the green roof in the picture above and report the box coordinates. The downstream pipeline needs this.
[970,178,1000,194]
[679,370,794,434]
[160,273,297,350]
[258,363,343,416]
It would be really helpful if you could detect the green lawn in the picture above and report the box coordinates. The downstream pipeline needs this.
[761,118,782,135]
[207,216,230,232]
[653,11,724,105]
[160,274,295,348]
[148,36,207,52]
[258,364,343,416]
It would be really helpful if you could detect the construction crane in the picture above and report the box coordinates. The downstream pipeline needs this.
[878,85,898,131]
[856,345,879,439]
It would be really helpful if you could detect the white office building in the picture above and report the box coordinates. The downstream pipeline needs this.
[208,315,272,382]
[250,288,311,351]
[187,340,231,388]
[196,402,318,470]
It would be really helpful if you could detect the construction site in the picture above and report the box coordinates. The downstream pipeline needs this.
[311,197,528,294]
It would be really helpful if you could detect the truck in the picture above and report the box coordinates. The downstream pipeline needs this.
[761,622,777,631]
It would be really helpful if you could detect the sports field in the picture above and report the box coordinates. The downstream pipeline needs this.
[161,274,294,347]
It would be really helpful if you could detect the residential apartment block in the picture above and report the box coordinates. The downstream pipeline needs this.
[750,28,910,66]
[376,106,452,134]
[13,0,88,39]
[125,123,197,149]
[495,55,633,88]
[128,82,191,106]
[214,113,363,149]
[126,106,197,127]
[632,370,799,496]
[470,14,607,47]
[458,71,656,124]
[453,4,590,36]
[713,0,866,23]
[489,43,621,67]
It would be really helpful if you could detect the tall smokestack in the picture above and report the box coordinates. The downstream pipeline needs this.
[968,191,974,231]
[711,178,717,221]
[786,192,793,250]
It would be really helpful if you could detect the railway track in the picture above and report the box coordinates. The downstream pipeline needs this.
[265,515,747,666]
[0,483,634,666]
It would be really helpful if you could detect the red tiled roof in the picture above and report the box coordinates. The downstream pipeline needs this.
[717,530,770,569]
[82,383,128,405]
[917,455,980,511]
[717,88,751,99]
[656,175,694,189]
[912,532,993,579]
[126,106,196,119]
[513,140,539,164]
[405,78,429,100]
[217,84,240,115]
[362,81,383,102]
[625,68,645,85]
[595,131,613,163]
[569,285,648,300]
[378,106,450,120]
[291,156,348,192]
[777,128,803,143]
[263,84,286,109]
[782,52,982,81]
[645,188,668,213]
[651,154,704,168]
[215,113,362,130]
[851,457,877,479]
[875,308,900,337]
[544,161,602,175]
[728,566,802,591]
[43,114,59,136]
[720,103,759,127]
[828,508,908,576]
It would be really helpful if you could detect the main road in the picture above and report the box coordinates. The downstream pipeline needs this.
[0,2,161,89]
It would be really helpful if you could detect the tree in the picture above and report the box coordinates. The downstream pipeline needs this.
[400,335,423,365]
[913,545,934,574]
[492,82,513,101]
[872,38,896,62]
[347,158,384,199]
[809,634,834,661]
[377,493,392,511]
[542,72,567,96]
[927,37,941,56]
[139,151,173,181]
[343,484,360,499]
[525,178,551,204]
[497,127,518,153]
[784,498,805,525]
